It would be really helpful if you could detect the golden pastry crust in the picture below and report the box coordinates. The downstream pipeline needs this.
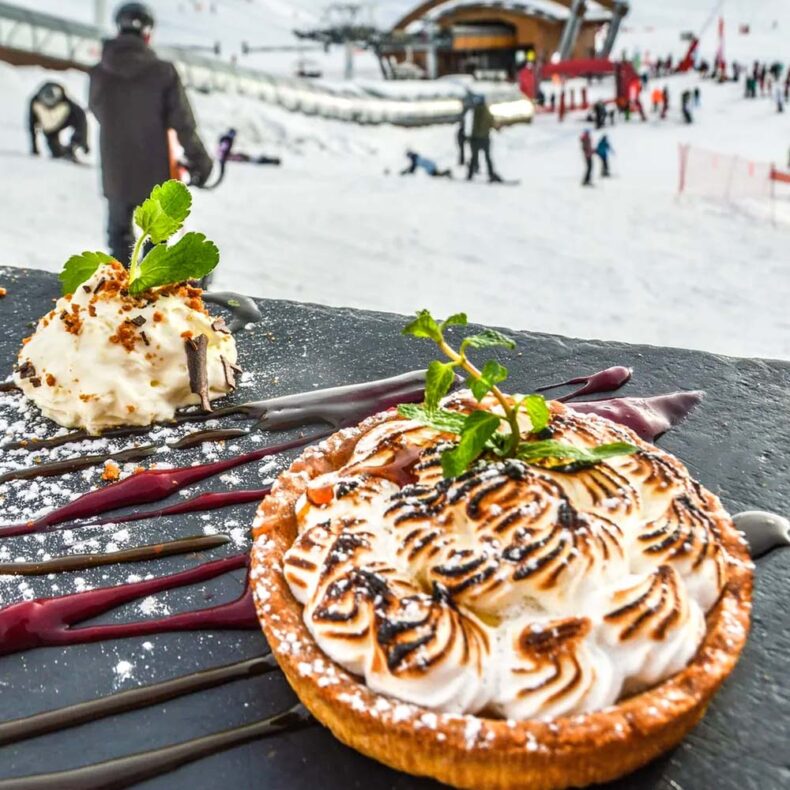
[250,407,753,790]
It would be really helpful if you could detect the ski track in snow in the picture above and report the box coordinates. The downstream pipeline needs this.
[0,58,788,361]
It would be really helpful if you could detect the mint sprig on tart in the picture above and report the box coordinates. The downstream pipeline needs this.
[398,309,638,477]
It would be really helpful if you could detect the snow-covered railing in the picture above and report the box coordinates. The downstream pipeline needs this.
[0,1,533,128]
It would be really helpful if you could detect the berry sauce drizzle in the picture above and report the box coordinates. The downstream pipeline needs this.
[569,391,705,441]
[0,437,318,537]
[0,554,256,657]
[536,366,633,401]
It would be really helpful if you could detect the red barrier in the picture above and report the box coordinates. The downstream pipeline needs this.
[771,167,790,184]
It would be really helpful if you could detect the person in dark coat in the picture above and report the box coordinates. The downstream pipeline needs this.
[89,3,212,263]
[467,96,502,183]
[681,90,693,124]
[29,82,89,160]
[580,130,593,186]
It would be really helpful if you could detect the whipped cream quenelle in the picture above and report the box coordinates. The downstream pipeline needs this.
[14,262,239,434]
[282,395,730,720]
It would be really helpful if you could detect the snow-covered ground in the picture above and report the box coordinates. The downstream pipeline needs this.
[1,59,787,361]
[1,0,789,360]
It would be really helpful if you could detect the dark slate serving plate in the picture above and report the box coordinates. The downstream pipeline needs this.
[0,266,788,790]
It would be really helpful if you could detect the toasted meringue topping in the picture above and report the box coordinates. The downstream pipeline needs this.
[282,397,733,720]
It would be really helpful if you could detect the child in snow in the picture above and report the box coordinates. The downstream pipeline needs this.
[580,130,594,186]
[28,82,89,161]
[595,135,614,177]
[401,151,452,178]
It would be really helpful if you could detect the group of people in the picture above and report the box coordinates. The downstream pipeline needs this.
[401,93,504,184]
[743,60,788,112]
[579,131,613,187]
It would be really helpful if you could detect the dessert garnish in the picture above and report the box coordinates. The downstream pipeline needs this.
[14,180,239,434]
[397,309,638,476]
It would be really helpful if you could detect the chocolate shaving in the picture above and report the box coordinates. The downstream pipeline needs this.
[220,355,243,389]
[29,377,42,388]
[82,285,91,293]
[18,361,36,380]
[127,315,147,327]
[211,318,231,335]
[140,331,150,346]
[185,334,212,412]
[93,277,106,294]
[60,310,68,321]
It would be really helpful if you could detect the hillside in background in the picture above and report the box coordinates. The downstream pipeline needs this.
[14,0,790,76]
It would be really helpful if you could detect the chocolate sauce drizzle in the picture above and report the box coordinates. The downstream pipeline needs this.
[0,534,230,576]
[0,380,18,393]
[0,655,279,746]
[0,704,312,790]
[202,291,263,333]
[733,511,790,558]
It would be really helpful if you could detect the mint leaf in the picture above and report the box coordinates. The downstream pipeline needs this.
[516,440,638,467]
[60,251,115,295]
[519,393,551,433]
[441,313,468,329]
[133,180,192,245]
[462,328,516,351]
[425,360,456,411]
[398,403,467,435]
[470,359,508,401]
[441,410,500,477]
[403,309,442,343]
[128,232,219,295]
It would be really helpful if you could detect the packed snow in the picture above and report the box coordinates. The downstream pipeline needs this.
[0,1,788,361]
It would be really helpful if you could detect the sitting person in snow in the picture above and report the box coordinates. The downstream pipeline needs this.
[29,82,89,160]
[400,151,452,178]
[218,129,281,165]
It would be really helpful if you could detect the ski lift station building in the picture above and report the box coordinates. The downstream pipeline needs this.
[385,1,629,78]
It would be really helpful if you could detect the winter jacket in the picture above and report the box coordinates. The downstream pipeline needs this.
[470,104,494,140]
[581,133,593,158]
[595,137,613,157]
[89,34,211,203]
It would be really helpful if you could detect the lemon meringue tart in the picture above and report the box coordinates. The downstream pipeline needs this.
[251,397,752,790]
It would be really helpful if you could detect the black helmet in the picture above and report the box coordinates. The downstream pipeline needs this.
[38,82,65,108]
[115,2,155,35]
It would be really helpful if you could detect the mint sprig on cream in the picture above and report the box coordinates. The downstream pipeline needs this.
[399,309,638,478]
[59,180,219,296]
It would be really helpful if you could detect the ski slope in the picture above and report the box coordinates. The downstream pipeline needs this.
[1,55,788,361]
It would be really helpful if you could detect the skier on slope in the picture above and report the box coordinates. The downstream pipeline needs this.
[401,151,452,179]
[681,90,693,124]
[89,3,212,263]
[28,82,89,161]
[467,96,502,183]
[580,130,594,187]
[595,135,614,178]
